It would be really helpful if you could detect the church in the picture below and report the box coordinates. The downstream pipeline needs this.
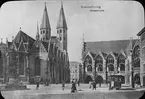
[0,2,70,84]
[82,36,143,86]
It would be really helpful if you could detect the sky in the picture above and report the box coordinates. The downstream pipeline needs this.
[0,0,144,63]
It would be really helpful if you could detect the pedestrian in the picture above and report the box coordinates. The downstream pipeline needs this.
[62,81,65,90]
[77,80,80,87]
[99,82,101,87]
[89,81,92,89]
[111,79,114,89]
[71,81,77,93]
[92,81,96,90]
[36,80,39,89]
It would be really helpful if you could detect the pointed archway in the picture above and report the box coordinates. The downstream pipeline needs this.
[85,75,93,83]
[95,75,103,83]
[134,74,140,85]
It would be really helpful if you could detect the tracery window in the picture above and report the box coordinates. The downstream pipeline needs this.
[98,64,103,71]
[133,45,140,67]
[19,55,24,75]
[87,65,92,72]
[108,64,114,71]
[35,57,41,76]
[118,54,125,71]
[84,55,92,72]
[106,54,114,72]
[120,64,125,71]
[95,55,103,72]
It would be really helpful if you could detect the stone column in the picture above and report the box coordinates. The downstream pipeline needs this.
[26,54,29,83]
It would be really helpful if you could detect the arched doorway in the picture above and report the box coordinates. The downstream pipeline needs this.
[85,75,93,83]
[134,74,140,85]
[95,75,103,83]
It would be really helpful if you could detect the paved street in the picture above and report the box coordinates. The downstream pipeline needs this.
[1,84,145,99]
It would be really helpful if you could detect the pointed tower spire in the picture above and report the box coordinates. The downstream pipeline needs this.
[56,2,67,29]
[40,2,51,29]
[36,22,40,40]
[57,2,68,51]
[40,2,51,42]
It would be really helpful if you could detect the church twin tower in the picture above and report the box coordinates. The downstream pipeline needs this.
[36,2,67,51]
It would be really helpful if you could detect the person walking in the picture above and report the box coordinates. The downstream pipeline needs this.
[77,80,80,87]
[92,81,96,90]
[36,80,39,89]
[71,81,77,93]
[89,81,92,89]
[62,81,65,90]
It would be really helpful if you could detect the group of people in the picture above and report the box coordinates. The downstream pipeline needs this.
[89,80,103,90]
[35,79,80,93]
[61,79,80,93]
[89,80,97,90]
[71,80,80,93]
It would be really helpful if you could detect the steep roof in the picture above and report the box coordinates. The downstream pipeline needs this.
[137,27,145,36]
[90,52,96,59]
[85,39,137,55]
[40,3,51,29]
[41,41,48,51]
[51,36,58,44]
[56,3,67,29]
[13,30,35,49]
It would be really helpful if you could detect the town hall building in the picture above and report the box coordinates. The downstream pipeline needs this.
[82,36,143,86]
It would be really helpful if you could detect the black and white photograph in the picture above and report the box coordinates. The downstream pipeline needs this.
[0,0,145,99]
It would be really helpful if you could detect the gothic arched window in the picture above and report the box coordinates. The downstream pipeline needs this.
[87,65,92,72]
[106,54,114,64]
[118,54,125,71]
[98,64,103,71]
[108,64,114,71]
[120,64,125,71]
[19,55,24,75]
[35,57,41,76]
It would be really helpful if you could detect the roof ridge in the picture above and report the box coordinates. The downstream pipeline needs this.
[86,39,137,43]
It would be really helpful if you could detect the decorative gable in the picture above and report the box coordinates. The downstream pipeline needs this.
[18,41,25,52]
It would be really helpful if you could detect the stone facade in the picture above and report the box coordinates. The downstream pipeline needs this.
[0,3,70,84]
[137,27,145,86]
[69,61,81,82]
[82,39,141,85]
